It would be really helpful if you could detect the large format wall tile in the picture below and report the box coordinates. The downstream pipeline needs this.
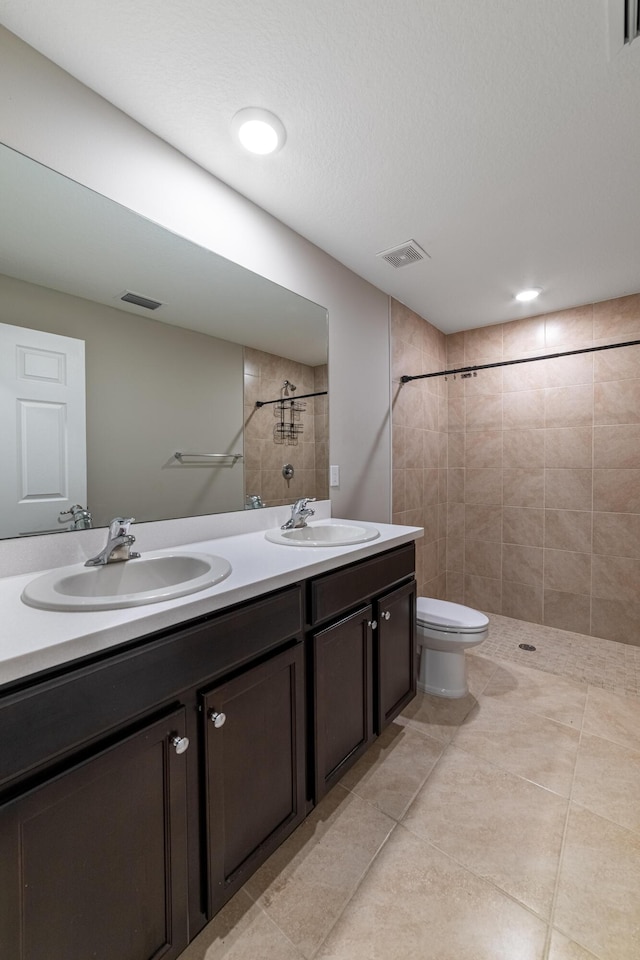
[593,469,640,513]
[593,423,640,468]
[594,379,640,424]
[545,469,593,511]
[544,510,592,553]
[544,590,591,635]
[545,427,593,468]
[503,506,544,547]
[592,512,640,559]
[593,293,640,341]
[502,580,543,623]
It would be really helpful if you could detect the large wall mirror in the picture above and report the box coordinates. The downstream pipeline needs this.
[0,143,329,540]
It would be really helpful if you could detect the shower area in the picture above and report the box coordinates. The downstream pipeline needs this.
[243,346,329,509]
[391,293,640,647]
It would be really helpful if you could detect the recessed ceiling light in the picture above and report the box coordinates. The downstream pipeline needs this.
[232,107,286,155]
[515,287,542,303]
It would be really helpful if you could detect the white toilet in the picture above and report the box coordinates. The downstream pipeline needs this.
[416,597,489,698]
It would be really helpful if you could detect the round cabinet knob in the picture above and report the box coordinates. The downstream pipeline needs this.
[382,611,391,620]
[367,620,378,630]
[170,734,189,755]
[209,710,226,728]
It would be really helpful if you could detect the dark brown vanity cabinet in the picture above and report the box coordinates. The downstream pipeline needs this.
[308,542,417,800]
[312,604,375,799]
[374,578,416,731]
[0,540,417,959]
[0,708,190,960]
[203,642,306,915]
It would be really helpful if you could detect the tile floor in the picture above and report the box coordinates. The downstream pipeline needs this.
[180,618,640,960]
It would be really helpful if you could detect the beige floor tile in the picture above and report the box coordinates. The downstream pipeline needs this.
[554,805,640,960]
[466,651,500,695]
[452,697,580,796]
[402,746,567,918]
[339,721,443,820]
[572,732,640,834]
[583,685,640,751]
[314,824,547,960]
[547,929,600,959]
[243,785,394,958]
[397,688,478,743]
[482,659,587,728]
[178,890,304,960]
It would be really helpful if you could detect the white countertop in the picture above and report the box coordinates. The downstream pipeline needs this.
[0,518,422,688]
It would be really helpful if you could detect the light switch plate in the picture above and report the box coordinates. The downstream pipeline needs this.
[330,465,340,487]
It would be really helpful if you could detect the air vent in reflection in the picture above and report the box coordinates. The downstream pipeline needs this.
[120,291,163,310]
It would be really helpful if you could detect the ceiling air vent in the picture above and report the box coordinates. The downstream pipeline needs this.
[626,0,640,42]
[120,291,163,310]
[376,240,429,269]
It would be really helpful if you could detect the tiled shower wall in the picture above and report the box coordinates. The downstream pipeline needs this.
[244,347,329,508]
[390,300,448,600]
[391,293,640,646]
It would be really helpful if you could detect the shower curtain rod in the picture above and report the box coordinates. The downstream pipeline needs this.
[400,339,640,383]
[255,389,327,407]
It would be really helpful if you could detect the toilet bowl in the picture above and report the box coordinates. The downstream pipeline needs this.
[416,597,489,698]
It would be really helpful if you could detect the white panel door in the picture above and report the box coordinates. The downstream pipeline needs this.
[0,322,86,537]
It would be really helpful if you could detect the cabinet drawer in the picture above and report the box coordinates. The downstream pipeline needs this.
[0,585,303,791]
[308,543,415,626]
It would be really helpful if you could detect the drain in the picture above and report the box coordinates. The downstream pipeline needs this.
[518,643,536,652]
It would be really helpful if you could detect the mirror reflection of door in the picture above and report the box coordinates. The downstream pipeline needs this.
[0,322,87,536]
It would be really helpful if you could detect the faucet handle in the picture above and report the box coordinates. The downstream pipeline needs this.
[109,516,135,537]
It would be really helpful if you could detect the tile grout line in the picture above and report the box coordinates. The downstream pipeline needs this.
[541,677,588,960]
[306,819,400,960]
[399,814,556,927]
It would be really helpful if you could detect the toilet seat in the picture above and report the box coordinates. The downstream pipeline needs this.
[416,597,489,635]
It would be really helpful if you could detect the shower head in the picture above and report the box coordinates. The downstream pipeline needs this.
[283,379,297,395]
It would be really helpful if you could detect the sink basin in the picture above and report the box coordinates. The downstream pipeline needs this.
[21,551,232,611]
[265,522,380,547]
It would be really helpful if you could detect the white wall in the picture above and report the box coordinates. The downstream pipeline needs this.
[0,26,392,525]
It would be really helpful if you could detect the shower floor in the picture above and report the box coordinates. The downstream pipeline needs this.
[477,613,640,699]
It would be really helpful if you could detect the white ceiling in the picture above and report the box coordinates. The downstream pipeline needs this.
[1,0,640,334]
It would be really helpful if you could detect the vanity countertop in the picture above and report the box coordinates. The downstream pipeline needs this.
[0,519,422,688]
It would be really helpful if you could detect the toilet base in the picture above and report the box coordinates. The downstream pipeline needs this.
[417,647,469,699]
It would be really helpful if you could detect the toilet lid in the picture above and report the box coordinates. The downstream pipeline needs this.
[416,597,489,631]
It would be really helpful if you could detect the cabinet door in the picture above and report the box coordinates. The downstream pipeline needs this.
[204,643,305,916]
[0,709,189,960]
[313,604,374,801]
[375,580,417,731]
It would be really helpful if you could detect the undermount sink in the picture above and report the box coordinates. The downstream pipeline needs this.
[21,551,232,612]
[265,521,380,547]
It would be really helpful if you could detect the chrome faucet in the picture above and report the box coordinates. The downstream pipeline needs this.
[59,504,93,531]
[85,517,141,566]
[281,497,316,530]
